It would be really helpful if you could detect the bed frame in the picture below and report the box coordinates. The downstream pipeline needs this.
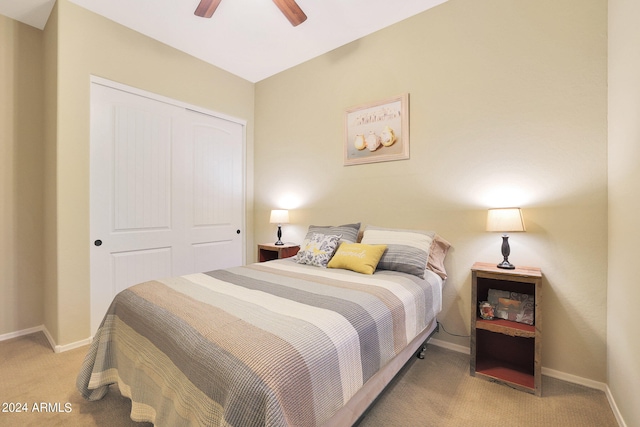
[325,319,440,426]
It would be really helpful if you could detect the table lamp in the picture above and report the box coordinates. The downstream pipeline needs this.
[269,209,289,246]
[486,208,525,269]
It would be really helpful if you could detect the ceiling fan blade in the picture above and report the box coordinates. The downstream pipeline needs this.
[272,0,307,26]
[194,0,223,18]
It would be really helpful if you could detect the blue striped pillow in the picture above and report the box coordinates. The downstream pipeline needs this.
[361,226,435,278]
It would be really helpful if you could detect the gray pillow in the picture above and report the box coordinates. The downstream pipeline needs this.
[304,223,360,244]
[361,225,435,278]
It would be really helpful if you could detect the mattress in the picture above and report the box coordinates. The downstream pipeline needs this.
[77,258,443,426]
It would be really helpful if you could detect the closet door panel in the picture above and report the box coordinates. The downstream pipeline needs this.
[90,81,245,335]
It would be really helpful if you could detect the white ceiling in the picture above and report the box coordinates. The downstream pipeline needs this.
[0,0,55,29]
[1,0,448,82]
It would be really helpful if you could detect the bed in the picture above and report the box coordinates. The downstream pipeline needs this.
[77,225,449,426]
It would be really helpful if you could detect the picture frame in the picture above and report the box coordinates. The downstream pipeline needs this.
[344,93,409,166]
[487,289,535,325]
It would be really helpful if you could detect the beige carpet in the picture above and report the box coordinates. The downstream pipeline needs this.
[0,332,618,427]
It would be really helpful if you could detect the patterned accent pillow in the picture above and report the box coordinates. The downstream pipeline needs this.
[327,243,388,275]
[303,223,360,244]
[360,226,435,278]
[295,233,342,268]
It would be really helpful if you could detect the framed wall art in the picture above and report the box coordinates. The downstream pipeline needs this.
[344,93,409,166]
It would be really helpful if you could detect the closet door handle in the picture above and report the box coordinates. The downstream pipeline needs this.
[236,230,241,234]
[94,240,103,247]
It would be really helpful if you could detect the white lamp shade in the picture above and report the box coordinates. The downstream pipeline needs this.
[269,209,289,224]
[486,208,525,232]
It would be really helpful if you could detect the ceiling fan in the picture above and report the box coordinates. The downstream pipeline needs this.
[194,0,307,27]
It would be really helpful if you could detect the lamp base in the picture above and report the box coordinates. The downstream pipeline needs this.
[497,234,515,269]
[274,225,284,245]
[497,260,515,269]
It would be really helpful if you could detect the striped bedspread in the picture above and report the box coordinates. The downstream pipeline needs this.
[77,259,442,427]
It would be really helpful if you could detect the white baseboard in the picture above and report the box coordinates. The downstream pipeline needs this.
[429,337,470,354]
[603,386,628,427]
[541,366,607,392]
[55,336,92,353]
[428,340,626,427]
[0,325,91,354]
[541,368,626,427]
[40,326,57,351]
[0,325,46,342]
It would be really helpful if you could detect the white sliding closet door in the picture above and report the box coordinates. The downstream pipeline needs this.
[90,81,244,335]
[182,109,244,273]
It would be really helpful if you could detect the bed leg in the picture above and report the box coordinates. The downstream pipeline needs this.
[417,344,426,359]
[417,322,439,360]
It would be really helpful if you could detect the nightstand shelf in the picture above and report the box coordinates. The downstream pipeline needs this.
[258,243,300,262]
[475,358,535,390]
[470,262,542,396]
[476,318,535,337]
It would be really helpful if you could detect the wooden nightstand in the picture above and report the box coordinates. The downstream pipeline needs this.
[257,243,300,262]
[470,262,542,396]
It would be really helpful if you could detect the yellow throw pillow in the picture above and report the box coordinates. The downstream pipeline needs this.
[327,243,387,275]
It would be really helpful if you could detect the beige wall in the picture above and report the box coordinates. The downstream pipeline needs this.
[0,16,44,336]
[42,1,59,346]
[5,1,631,420]
[45,0,255,345]
[255,0,608,382]
[608,0,640,425]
